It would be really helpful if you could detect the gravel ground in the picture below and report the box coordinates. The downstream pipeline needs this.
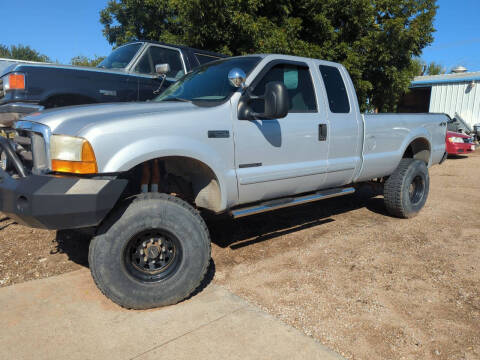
[1,152,479,360]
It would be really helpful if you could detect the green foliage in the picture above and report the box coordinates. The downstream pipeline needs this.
[70,55,106,67]
[100,0,437,112]
[411,58,426,76]
[0,44,50,62]
[411,58,445,76]
[425,61,445,75]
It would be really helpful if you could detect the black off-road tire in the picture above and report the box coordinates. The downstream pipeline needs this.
[88,193,211,309]
[384,159,430,218]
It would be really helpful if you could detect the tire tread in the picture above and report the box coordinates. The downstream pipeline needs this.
[89,193,211,309]
[384,158,416,218]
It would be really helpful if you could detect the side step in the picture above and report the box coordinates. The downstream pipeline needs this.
[230,187,355,218]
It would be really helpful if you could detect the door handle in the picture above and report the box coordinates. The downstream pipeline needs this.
[318,124,327,141]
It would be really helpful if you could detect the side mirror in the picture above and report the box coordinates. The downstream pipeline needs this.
[153,63,171,95]
[155,63,171,76]
[228,68,247,88]
[260,81,289,119]
[238,81,289,120]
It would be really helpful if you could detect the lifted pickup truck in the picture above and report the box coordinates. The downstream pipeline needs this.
[0,41,225,125]
[0,54,447,309]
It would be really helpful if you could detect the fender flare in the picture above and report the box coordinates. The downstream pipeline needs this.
[102,136,234,211]
[398,128,432,165]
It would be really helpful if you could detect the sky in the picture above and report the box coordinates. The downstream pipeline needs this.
[1,0,479,72]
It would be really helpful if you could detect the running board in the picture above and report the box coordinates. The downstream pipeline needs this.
[230,187,355,218]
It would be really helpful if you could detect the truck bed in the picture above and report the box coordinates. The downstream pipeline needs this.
[355,113,448,182]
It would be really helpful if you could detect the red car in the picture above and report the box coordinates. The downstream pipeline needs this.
[446,131,476,155]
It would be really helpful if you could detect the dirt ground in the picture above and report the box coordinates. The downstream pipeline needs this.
[1,152,479,360]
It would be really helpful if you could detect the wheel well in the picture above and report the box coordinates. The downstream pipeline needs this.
[402,138,430,164]
[125,156,222,213]
[41,94,96,109]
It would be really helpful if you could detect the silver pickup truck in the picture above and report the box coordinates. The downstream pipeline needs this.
[0,54,447,309]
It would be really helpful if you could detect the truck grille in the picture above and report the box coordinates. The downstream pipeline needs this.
[0,78,4,98]
[12,129,48,173]
[14,131,33,171]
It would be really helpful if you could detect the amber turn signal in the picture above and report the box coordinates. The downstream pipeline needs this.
[8,74,25,90]
[50,136,98,174]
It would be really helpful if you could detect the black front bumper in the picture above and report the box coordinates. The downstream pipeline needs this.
[0,137,127,230]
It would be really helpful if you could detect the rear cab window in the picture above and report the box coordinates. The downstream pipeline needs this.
[319,65,350,113]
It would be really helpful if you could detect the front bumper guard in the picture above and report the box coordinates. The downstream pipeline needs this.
[0,137,127,230]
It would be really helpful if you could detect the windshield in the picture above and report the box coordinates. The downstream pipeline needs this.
[155,56,261,104]
[97,43,143,69]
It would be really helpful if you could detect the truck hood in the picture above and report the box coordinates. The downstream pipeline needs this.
[0,58,127,77]
[22,101,199,135]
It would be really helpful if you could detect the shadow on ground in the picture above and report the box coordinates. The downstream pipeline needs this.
[208,190,387,249]
[53,230,91,267]
[447,154,469,160]
[53,189,386,276]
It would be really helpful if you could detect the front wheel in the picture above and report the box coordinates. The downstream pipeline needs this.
[89,193,211,309]
[383,159,430,218]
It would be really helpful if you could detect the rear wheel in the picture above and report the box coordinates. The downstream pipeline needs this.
[383,159,429,218]
[89,193,211,309]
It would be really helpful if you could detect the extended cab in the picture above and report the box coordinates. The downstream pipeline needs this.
[0,41,225,125]
[0,54,447,309]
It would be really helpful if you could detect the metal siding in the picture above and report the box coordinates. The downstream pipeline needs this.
[429,80,480,126]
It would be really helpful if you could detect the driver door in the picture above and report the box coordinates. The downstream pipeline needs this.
[233,60,329,204]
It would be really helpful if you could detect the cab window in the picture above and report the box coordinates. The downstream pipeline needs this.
[319,65,350,113]
[251,63,317,113]
[135,46,185,79]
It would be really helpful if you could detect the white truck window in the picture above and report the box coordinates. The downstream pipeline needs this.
[319,65,350,113]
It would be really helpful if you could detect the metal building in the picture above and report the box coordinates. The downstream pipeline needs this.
[399,70,480,128]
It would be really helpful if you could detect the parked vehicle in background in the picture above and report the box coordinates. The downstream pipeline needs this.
[446,131,476,155]
[0,54,447,309]
[473,124,480,142]
[0,41,226,126]
[447,112,476,135]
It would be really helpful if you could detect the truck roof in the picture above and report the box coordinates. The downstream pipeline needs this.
[224,54,343,69]
[128,40,227,59]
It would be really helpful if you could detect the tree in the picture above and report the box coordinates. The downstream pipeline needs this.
[411,58,446,76]
[70,55,106,67]
[100,0,437,112]
[0,44,49,62]
[425,61,445,75]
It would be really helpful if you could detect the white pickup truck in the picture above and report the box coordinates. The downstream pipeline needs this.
[0,54,447,309]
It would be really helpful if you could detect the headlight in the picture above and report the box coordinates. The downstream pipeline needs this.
[50,135,97,174]
[447,136,464,143]
[2,72,26,91]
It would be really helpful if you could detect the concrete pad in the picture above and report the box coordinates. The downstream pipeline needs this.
[0,269,343,360]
